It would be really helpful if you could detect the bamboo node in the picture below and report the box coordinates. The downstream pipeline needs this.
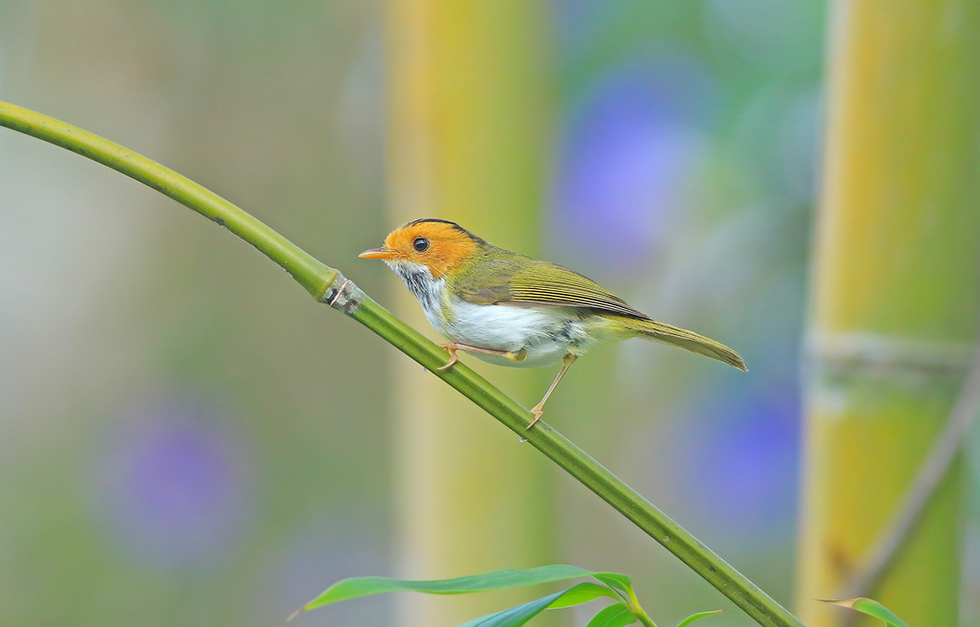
[806,332,973,381]
[321,274,363,315]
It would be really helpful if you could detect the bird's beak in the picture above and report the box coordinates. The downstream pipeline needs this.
[359,247,396,259]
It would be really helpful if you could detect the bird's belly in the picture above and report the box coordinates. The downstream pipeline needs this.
[441,301,593,368]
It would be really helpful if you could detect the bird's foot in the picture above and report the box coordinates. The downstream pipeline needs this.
[436,343,460,371]
[526,405,545,430]
[437,342,525,370]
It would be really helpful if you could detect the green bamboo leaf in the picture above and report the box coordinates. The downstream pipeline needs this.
[592,573,634,597]
[821,598,911,627]
[586,602,637,627]
[456,590,566,627]
[302,565,592,611]
[545,582,620,609]
[675,609,722,626]
[458,582,607,627]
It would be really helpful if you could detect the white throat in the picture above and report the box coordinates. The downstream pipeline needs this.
[386,261,446,331]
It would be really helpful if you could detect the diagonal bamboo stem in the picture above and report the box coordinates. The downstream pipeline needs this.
[0,100,805,627]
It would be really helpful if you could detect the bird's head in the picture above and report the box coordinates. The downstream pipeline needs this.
[359,218,485,279]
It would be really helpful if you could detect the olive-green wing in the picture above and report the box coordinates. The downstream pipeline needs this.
[457,257,649,319]
[456,253,747,371]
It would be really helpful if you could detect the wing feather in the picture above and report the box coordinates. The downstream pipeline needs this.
[457,258,649,319]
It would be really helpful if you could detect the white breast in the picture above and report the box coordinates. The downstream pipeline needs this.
[442,298,594,368]
[389,260,597,368]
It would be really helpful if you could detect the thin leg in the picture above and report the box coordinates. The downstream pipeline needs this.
[436,342,527,371]
[527,353,578,430]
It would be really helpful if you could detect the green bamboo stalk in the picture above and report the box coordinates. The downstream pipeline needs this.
[0,100,804,627]
[796,0,980,624]
[384,1,557,624]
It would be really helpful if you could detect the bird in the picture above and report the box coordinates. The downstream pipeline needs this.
[360,218,746,429]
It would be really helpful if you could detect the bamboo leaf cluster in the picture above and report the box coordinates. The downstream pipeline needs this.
[296,565,719,627]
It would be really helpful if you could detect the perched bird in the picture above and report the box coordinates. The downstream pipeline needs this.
[360,218,746,429]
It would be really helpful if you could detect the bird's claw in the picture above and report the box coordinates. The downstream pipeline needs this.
[526,408,544,430]
[437,344,459,371]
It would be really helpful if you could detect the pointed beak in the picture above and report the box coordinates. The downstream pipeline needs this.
[358,247,396,259]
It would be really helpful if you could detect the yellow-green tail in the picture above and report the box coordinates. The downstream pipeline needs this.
[623,317,747,371]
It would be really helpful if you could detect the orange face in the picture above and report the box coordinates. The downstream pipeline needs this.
[359,219,482,279]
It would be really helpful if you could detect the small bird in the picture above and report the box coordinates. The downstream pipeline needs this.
[360,218,746,429]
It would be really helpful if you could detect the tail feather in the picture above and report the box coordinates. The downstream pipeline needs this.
[623,318,747,371]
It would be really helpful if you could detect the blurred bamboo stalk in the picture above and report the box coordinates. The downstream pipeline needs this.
[796,1,980,625]
[384,2,560,625]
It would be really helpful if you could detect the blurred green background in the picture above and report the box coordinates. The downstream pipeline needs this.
[0,1,976,626]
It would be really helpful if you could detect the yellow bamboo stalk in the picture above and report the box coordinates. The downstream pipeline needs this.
[385,2,559,625]
[796,1,980,625]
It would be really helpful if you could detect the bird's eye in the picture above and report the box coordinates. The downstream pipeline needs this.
[413,237,430,252]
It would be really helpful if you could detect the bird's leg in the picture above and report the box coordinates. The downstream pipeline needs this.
[527,353,578,430]
[436,342,527,371]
